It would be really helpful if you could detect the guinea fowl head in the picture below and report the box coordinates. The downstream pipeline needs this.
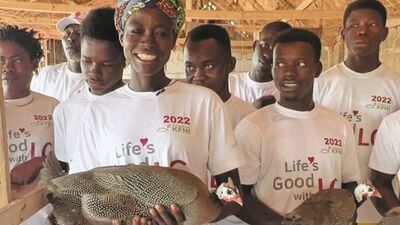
[215,177,243,206]
[354,183,382,203]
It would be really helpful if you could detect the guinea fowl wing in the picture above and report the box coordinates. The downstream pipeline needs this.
[282,189,356,225]
[378,207,400,225]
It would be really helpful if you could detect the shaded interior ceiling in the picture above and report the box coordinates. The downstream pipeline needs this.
[0,0,399,48]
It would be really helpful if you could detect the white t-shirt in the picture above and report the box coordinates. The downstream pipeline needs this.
[5,92,58,225]
[5,92,58,169]
[53,86,107,174]
[369,110,400,175]
[228,72,278,104]
[56,81,246,185]
[235,103,360,215]
[31,62,86,102]
[224,95,256,128]
[314,63,400,181]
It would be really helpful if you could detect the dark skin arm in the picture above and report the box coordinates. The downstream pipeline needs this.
[342,181,358,197]
[236,185,283,225]
[252,95,276,109]
[370,169,400,215]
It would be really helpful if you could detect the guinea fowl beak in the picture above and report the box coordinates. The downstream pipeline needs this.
[372,190,382,199]
[231,196,243,206]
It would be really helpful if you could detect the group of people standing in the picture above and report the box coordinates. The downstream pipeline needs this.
[1,0,400,224]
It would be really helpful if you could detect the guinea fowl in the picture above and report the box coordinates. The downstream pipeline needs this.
[378,207,400,225]
[279,183,383,225]
[40,151,242,225]
[281,189,356,225]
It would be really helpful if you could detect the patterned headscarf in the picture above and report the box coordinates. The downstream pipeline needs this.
[115,0,185,34]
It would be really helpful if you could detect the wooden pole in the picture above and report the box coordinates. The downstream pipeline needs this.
[0,70,11,207]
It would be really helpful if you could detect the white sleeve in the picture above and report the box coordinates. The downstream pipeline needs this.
[369,118,400,175]
[31,67,48,93]
[53,105,68,163]
[312,78,319,101]
[208,103,246,176]
[341,122,361,183]
[235,118,262,185]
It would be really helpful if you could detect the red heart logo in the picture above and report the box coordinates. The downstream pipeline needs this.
[140,138,148,146]
[19,128,25,133]
[308,157,315,164]
[353,110,359,116]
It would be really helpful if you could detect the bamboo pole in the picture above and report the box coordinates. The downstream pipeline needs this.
[0,72,11,208]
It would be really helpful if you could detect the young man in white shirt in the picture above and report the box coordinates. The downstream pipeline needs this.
[314,1,400,222]
[0,25,58,225]
[184,24,255,128]
[235,28,360,224]
[54,7,126,174]
[184,24,255,225]
[369,110,400,215]
[31,12,87,102]
[228,21,291,108]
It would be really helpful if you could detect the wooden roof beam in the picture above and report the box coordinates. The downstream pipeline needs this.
[0,0,96,14]
[186,8,400,20]
[295,0,316,10]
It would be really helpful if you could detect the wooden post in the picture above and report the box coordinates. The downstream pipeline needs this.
[0,72,11,207]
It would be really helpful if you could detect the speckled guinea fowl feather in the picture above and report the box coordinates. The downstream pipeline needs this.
[281,189,356,225]
[41,150,221,225]
[378,207,400,225]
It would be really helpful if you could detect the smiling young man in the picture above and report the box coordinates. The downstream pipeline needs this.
[235,29,360,224]
[228,21,291,108]
[31,12,86,102]
[0,25,58,225]
[53,7,126,174]
[314,1,400,223]
[185,24,255,128]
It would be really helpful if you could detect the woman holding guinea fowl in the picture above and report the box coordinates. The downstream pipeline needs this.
[80,0,246,224]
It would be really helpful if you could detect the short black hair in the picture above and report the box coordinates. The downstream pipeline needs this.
[343,0,387,26]
[81,7,123,56]
[185,24,231,57]
[274,28,321,61]
[262,21,292,33]
[0,25,43,61]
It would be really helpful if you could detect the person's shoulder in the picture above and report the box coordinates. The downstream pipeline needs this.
[315,104,350,124]
[380,110,400,128]
[319,64,342,79]
[176,81,222,101]
[243,104,273,123]
[38,63,66,75]
[229,95,256,111]
[380,64,400,80]
[229,72,247,82]
[31,91,59,104]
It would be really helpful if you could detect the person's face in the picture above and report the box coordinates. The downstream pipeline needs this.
[342,9,388,57]
[0,41,37,94]
[184,38,235,93]
[119,8,176,77]
[252,28,281,74]
[81,37,125,95]
[272,41,321,103]
[61,24,81,61]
